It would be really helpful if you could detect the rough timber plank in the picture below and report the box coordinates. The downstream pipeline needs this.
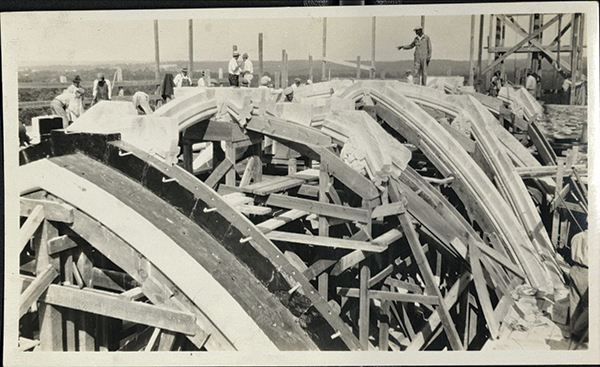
[266,194,370,223]
[256,209,308,234]
[19,265,58,318]
[40,285,200,335]
[246,116,332,147]
[19,205,45,251]
[20,198,74,223]
[204,158,234,189]
[267,231,386,253]
[469,244,499,340]
[399,212,464,350]
[338,288,439,305]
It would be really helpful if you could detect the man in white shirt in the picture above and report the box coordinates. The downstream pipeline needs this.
[291,78,301,90]
[174,67,192,88]
[228,51,242,87]
[92,73,111,105]
[258,76,271,89]
[242,53,254,86]
[525,70,537,98]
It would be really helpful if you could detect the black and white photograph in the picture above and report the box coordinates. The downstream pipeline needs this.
[2,2,598,365]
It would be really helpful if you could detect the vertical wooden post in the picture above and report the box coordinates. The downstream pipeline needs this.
[154,20,160,81]
[359,265,370,350]
[378,285,390,351]
[576,13,585,105]
[371,16,376,79]
[188,19,194,79]
[399,212,464,350]
[420,16,425,32]
[318,162,330,299]
[62,249,76,351]
[526,15,534,69]
[477,14,484,89]
[35,220,62,351]
[551,157,565,247]
[281,49,287,89]
[500,16,506,80]
[494,14,502,81]
[225,142,236,186]
[182,140,193,173]
[204,69,210,87]
[76,247,95,351]
[570,14,580,105]
[322,17,327,82]
[284,51,289,88]
[308,54,313,82]
[274,71,281,89]
[556,14,562,85]
[486,15,494,91]
[258,33,264,80]
[356,56,361,79]
[469,15,476,86]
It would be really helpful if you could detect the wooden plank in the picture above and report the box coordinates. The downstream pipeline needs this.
[204,157,234,189]
[371,229,403,247]
[237,204,272,216]
[339,288,439,305]
[40,285,199,335]
[19,265,58,318]
[252,177,305,195]
[384,277,423,294]
[473,241,525,279]
[399,212,464,350]
[367,244,427,288]
[303,259,337,281]
[119,287,145,301]
[267,231,386,253]
[330,250,366,276]
[34,220,62,351]
[439,120,476,153]
[266,194,370,223]
[371,201,406,219]
[47,235,78,255]
[319,161,331,238]
[359,265,370,350]
[20,198,74,223]
[239,156,257,187]
[406,272,471,351]
[246,116,332,147]
[469,244,499,340]
[378,288,391,351]
[551,158,566,247]
[316,146,380,201]
[528,120,557,165]
[256,209,308,234]
[19,205,45,251]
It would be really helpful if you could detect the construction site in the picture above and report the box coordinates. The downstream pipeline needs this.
[9,6,595,359]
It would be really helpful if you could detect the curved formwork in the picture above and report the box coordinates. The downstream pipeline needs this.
[18,79,571,352]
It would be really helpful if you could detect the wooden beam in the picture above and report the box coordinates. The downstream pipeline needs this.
[359,265,370,350]
[371,201,406,219]
[481,15,559,76]
[20,198,74,223]
[19,265,58,318]
[303,259,337,281]
[204,158,234,189]
[256,209,308,234]
[384,277,423,294]
[528,120,557,165]
[469,243,499,339]
[406,272,471,350]
[267,231,386,253]
[399,212,464,350]
[338,288,440,305]
[39,285,200,335]
[19,205,45,250]
[246,116,332,147]
[266,194,370,223]
[47,235,78,255]
[317,146,380,201]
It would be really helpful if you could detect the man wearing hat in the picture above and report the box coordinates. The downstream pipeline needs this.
[525,70,537,98]
[283,87,294,102]
[92,73,112,106]
[228,51,242,87]
[291,77,302,90]
[397,25,432,86]
[242,53,254,86]
[174,67,192,88]
[258,76,271,89]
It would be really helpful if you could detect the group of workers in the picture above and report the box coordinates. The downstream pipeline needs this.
[50,73,113,128]
[228,51,254,87]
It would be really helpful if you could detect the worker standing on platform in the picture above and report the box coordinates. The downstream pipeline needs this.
[228,51,242,87]
[174,67,192,88]
[489,70,503,97]
[525,70,537,99]
[92,73,112,106]
[242,53,254,86]
[397,25,432,86]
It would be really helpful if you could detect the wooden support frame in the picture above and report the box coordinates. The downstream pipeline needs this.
[399,212,464,350]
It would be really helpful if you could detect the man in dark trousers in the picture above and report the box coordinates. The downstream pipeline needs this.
[397,25,432,86]
[92,73,112,105]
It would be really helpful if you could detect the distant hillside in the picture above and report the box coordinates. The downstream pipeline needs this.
[19,58,587,90]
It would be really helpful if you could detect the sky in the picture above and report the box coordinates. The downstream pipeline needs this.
[3,4,590,68]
